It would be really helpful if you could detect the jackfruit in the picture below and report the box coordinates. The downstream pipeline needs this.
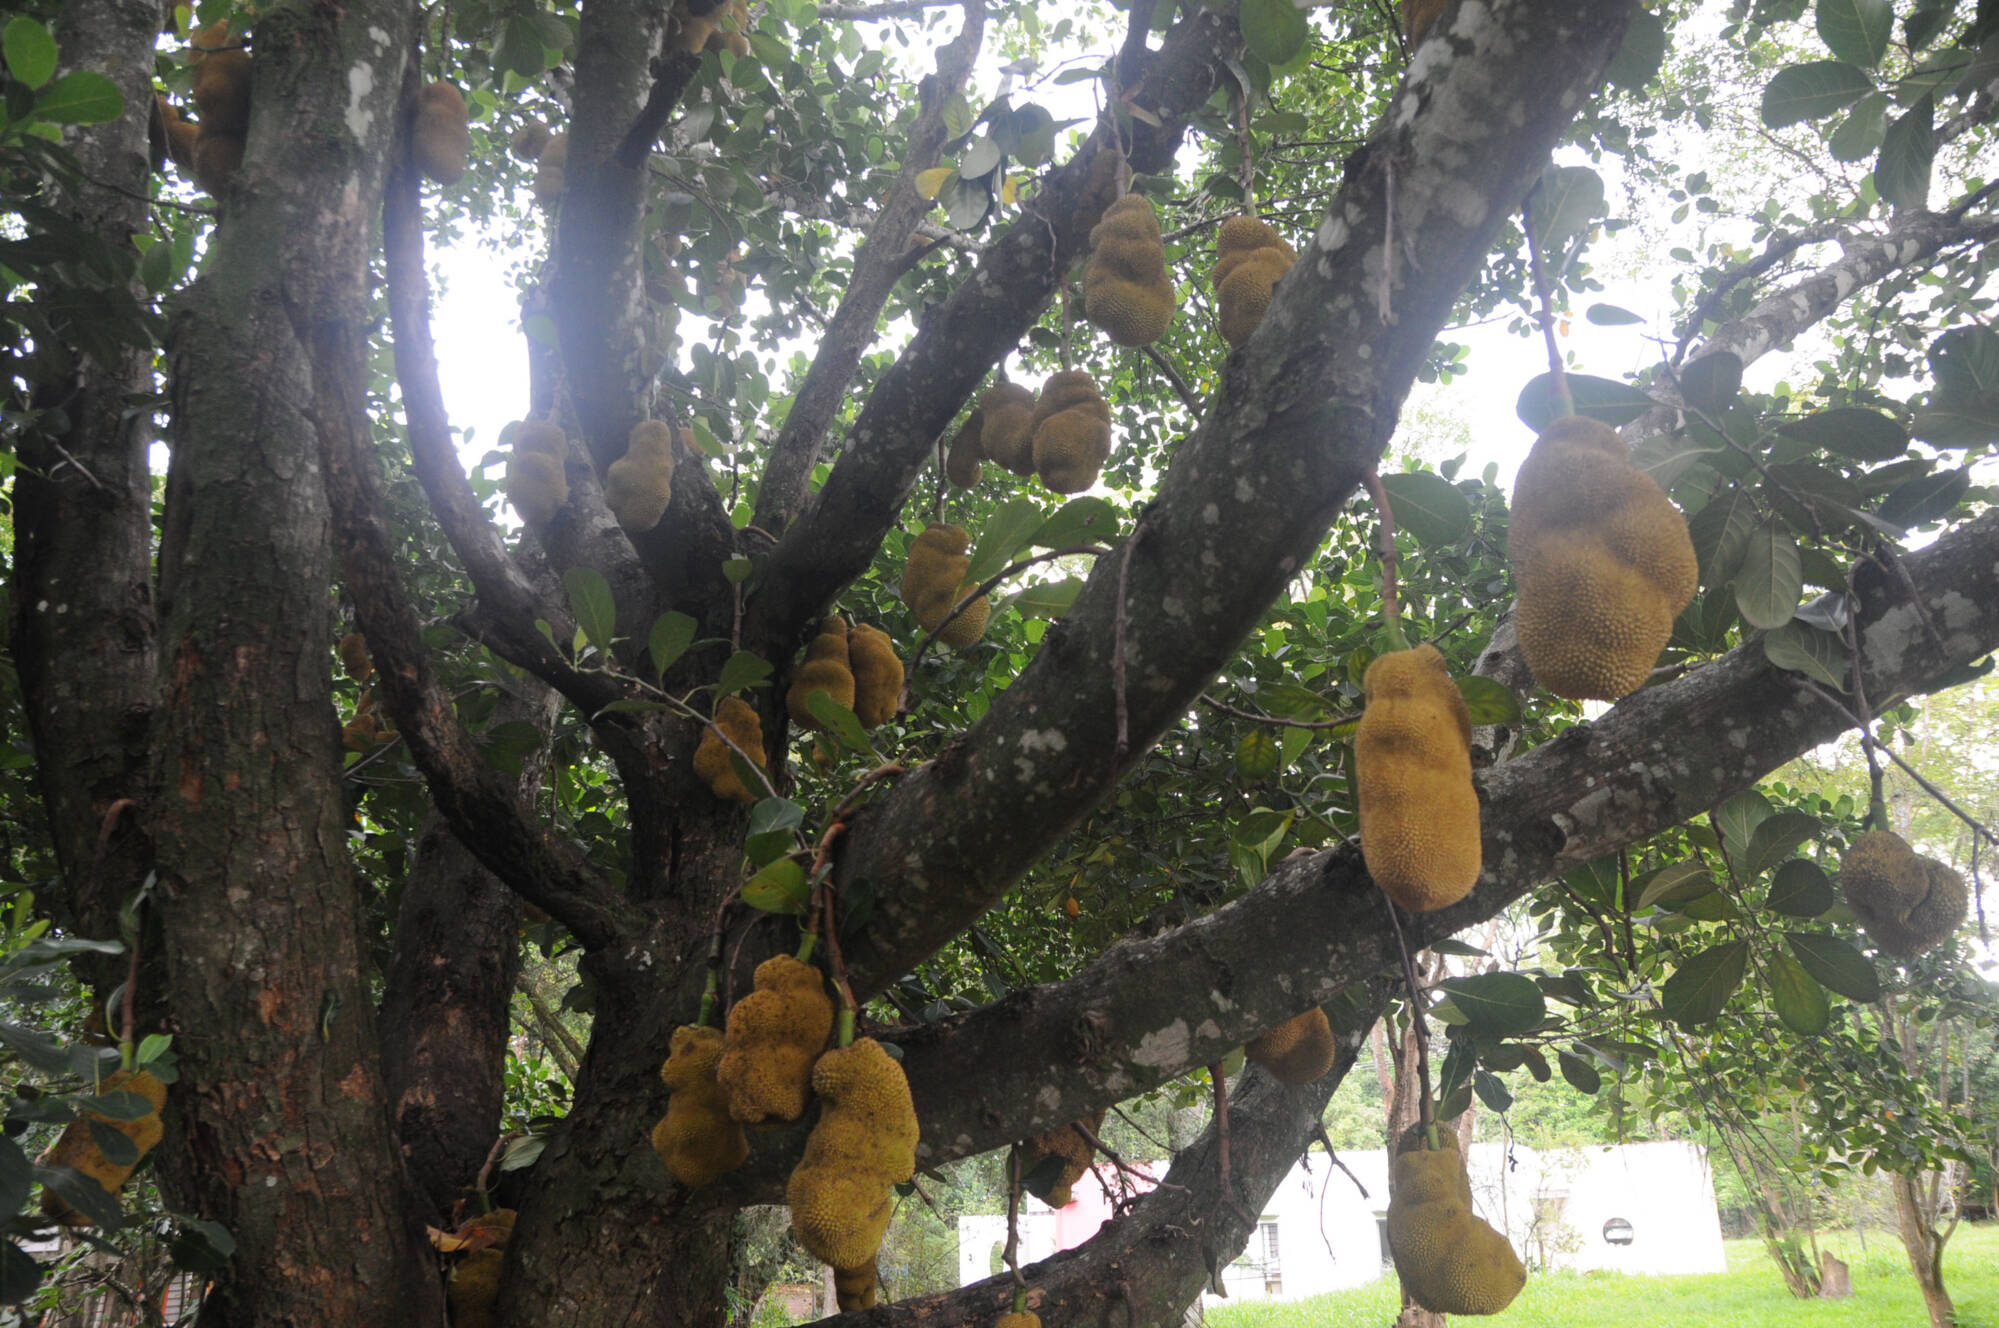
[412,81,469,185]
[979,383,1038,475]
[510,121,552,160]
[339,631,373,680]
[1509,417,1697,700]
[445,1209,516,1328]
[1212,216,1295,349]
[38,1070,168,1227]
[847,624,903,730]
[787,615,856,730]
[1084,194,1177,348]
[995,1316,1042,1328]
[946,410,986,488]
[189,22,249,135]
[833,1258,878,1312]
[164,111,199,175]
[1355,645,1481,913]
[718,955,835,1124]
[505,419,569,524]
[1386,1131,1525,1315]
[1405,0,1446,45]
[693,696,767,803]
[605,419,677,533]
[900,524,990,647]
[651,1024,750,1188]
[787,1037,919,1269]
[1245,1007,1337,1084]
[1030,371,1114,494]
[1073,143,1126,233]
[676,0,750,54]
[1840,830,1967,958]
[534,133,568,207]
[1019,1111,1104,1208]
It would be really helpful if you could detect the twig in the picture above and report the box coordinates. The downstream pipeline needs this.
[1210,1062,1251,1225]
[1521,182,1572,420]
[1005,1146,1028,1290]
[521,982,584,1079]
[1141,345,1202,413]
[1312,1123,1368,1199]
[1361,467,1403,640]
[472,1134,510,1207]
[899,545,1112,701]
[1803,682,1999,851]
[1070,1118,1183,1192]
[1197,692,1359,731]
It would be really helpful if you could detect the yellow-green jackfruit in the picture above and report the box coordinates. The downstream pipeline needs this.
[189,20,249,195]
[946,410,986,488]
[1387,1132,1525,1315]
[1084,194,1177,348]
[996,1316,1042,1328]
[444,1209,516,1328]
[505,419,569,524]
[719,955,835,1125]
[1020,1111,1104,1208]
[1245,1008,1337,1084]
[834,1258,878,1312]
[1212,216,1295,349]
[339,631,373,681]
[39,1070,168,1227]
[534,133,568,207]
[900,524,990,647]
[1030,371,1114,494]
[848,624,903,730]
[413,81,469,185]
[510,121,552,160]
[1355,645,1481,913]
[1840,830,1967,958]
[1072,143,1126,233]
[652,1024,751,1188]
[787,1037,919,1269]
[606,419,678,533]
[787,616,856,730]
[693,696,767,803]
[979,383,1038,475]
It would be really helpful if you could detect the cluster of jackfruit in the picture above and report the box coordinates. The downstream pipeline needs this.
[444,1208,517,1328]
[1509,416,1698,701]
[1031,372,1114,494]
[605,419,678,533]
[1840,829,1968,958]
[674,0,751,56]
[787,1037,919,1269]
[1245,1008,1337,1084]
[533,132,569,208]
[718,955,835,1124]
[1019,1110,1104,1208]
[978,383,1038,476]
[188,20,251,196]
[900,524,990,647]
[833,1257,878,1312]
[787,616,856,731]
[412,81,469,185]
[1404,0,1447,45]
[651,1024,750,1188]
[848,623,904,730]
[1083,195,1177,349]
[945,410,986,488]
[1212,216,1295,349]
[1355,645,1481,913]
[1387,1132,1525,1315]
[505,419,569,524]
[694,696,768,803]
[343,688,398,751]
[39,1069,168,1226]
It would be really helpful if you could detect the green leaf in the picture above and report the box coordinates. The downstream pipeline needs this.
[4,18,57,91]
[1605,7,1667,91]
[647,611,697,679]
[1240,0,1309,65]
[1380,471,1472,547]
[1829,90,1889,162]
[1689,487,1760,585]
[745,796,804,866]
[33,70,123,124]
[479,721,545,777]
[1031,497,1119,551]
[1877,466,1968,528]
[1760,60,1873,127]
[1234,729,1280,781]
[1679,352,1743,415]
[1875,95,1935,210]
[1785,931,1881,1002]
[721,557,754,584]
[0,1237,39,1304]
[1515,373,1656,432]
[714,650,772,698]
[1763,619,1849,689]
[741,858,810,913]
[1733,521,1802,630]
[1767,859,1837,917]
[1661,941,1749,1026]
[1007,577,1082,619]
[1714,790,1775,859]
[958,135,1001,179]
[1435,973,1546,1037]
[1635,861,1716,910]
[1776,407,1907,462]
[1929,326,1999,398]
[1911,401,1999,449]
[1817,0,1893,67]
[1529,165,1607,253]
[1768,952,1830,1035]
[1586,304,1645,326]
[965,497,1044,586]
[562,567,615,654]
[1557,1048,1601,1094]
[806,690,882,762]
[34,1162,122,1227]
[1472,1069,1513,1114]
[1746,810,1821,877]
[1455,676,1520,725]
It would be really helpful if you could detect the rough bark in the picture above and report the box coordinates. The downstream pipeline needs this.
[1893,1170,1958,1328]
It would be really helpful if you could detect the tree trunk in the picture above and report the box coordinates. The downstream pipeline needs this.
[1892,1171,1957,1328]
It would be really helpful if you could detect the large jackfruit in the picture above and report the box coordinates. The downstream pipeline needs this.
[1212,216,1295,349]
[693,696,768,803]
[1245,1008,1337,1084]
[1019,1111,1104,1208]
[1030,371,1114,495]
[833,1258,878,1312]
[338,631,373,681]
[1355,645,1481,914]
[1084,195,1177,348]
[444,1208,517,1328]
[510,121,552,160]
[787,616,856,730]
[505,419,569,524]
[719,955,836,1125]
[787,1037,919,1269]
[605,419,678,533]
[900,524,990,647]
[1840,830,1967,958]
[1509,416,1697,700]
[189,20,249,195]
[979,383,1038,475]
[1386,1132,1525,1315]
[413,81,470,184]
[651,1024,750,1188]
[848,623,903,730]
[39,1069,168,1226]
[946,410,987,488]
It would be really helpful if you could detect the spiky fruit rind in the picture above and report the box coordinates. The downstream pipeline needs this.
[848,624,903,730]
[902,525,991,647]
[719,955,835,1125]
[1356,645,1482,913]
[605,419,677,534]
[39,1070,169,1227]
[653,1025,750,1188]
[787,1037,919,1268]
[1245,1008,1338,1084]
[694,696,767,803]
[506,420,570,524]
[979,384,1038,474]
[995,1315,1043,1328]
[1386,1132,1526,1316]
[534,133,568,206]
[413,81,469,184]
[834,1258,879,1312]
[787,615,857,730]
[1030,371,1114,494]
[1841,830,1967,957]
[1211,219,1296,349]
[510,121,552,160]
[1019,1110,1104,1208]
[1084,195,1177,348]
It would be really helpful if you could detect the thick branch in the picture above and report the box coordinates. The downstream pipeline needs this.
[817,0,960,16]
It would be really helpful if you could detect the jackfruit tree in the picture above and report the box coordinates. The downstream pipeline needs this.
[4,0,1999,1325]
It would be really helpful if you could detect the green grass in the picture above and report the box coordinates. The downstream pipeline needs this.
[1206,1222,1999,1327]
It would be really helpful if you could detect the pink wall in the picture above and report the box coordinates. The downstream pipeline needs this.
[1050,1163,1157,1251]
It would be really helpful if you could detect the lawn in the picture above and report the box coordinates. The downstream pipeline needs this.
[1205,1223,1998,1327]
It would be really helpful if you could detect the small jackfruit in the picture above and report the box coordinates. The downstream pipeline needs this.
[38,1070,168,1227]
[1019,1111,1104,1208]
[1355,645,1481,913]
[1510,417,1697,700]
[946,410,986,488]
[1073,143,1126,233]
[1840,830,1967,958]
[1386,1132,1525,1316]
[412,81,469,185]
[1245,1008,1337,1084]
[693,696,767,803]
[338,631,373,680]
[1212,216,1296,349]
[847,624,903,730]
[163,110,199,176]
[605,419,678,533]
[510,121,552,160]
[787,1037,919,1269]
[707,0,752,55]
[652,1024,751,1188]
[534,133,569,207]
[505,419,569,524]
[833,1258,878,1312]
[1404,0,1447,45]
[1084,194,1177,348]
[444,1209,516,1328]
[979,383,1038,475]
[718,955,835,1125]
[900,524,990,647]
[995,1316,1042,1328]
[787,616,856,730]
[1030,371,1113,494]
